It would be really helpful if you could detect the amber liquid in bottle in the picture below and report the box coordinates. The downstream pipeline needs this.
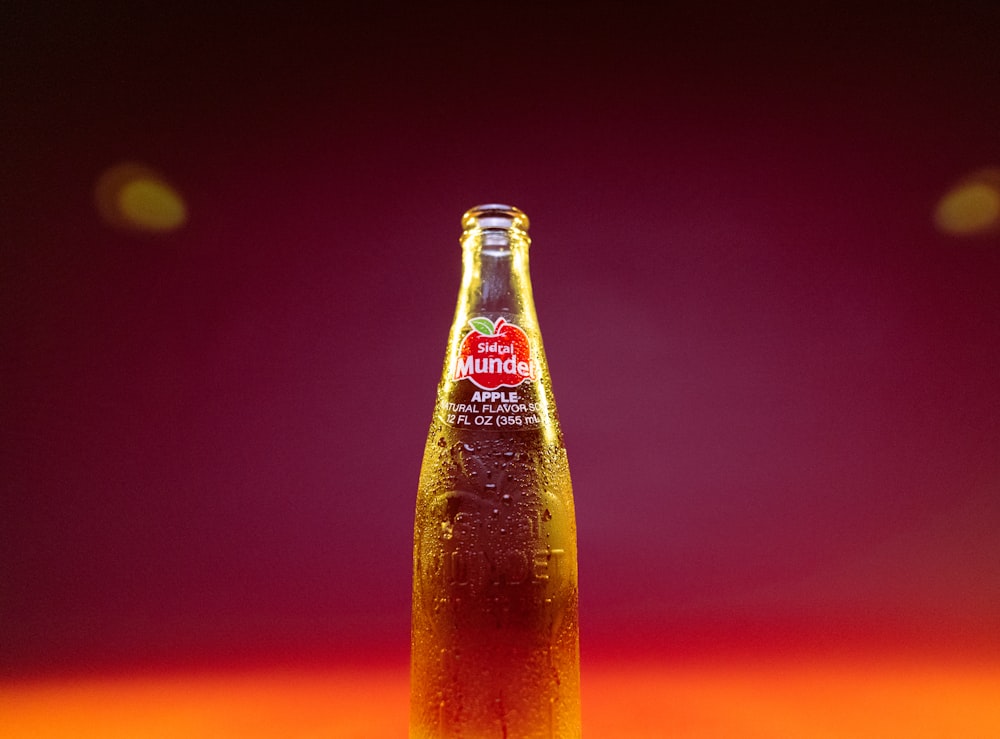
[410,205,581,738]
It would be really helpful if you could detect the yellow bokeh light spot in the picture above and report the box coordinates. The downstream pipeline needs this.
[934,169,1000,236]
[117,178,187,231]
[95,162,187,233]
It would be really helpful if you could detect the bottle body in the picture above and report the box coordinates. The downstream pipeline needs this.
[410,206,581,738]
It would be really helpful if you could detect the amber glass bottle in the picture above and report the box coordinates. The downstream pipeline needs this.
[410,205,581,738]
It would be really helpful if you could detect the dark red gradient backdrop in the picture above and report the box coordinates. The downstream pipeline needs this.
[3,3,999,675]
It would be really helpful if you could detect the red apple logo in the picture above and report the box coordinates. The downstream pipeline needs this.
[452,317,538,389]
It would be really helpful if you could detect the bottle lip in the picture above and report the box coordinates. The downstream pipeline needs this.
[461,204,530,234]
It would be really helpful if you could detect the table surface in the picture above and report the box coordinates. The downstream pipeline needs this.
[4,657,999,738]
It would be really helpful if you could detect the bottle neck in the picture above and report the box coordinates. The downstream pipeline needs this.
[456,226,536,321]
[437,205,560,445]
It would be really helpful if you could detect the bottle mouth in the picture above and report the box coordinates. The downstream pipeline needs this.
[461,204,530,234]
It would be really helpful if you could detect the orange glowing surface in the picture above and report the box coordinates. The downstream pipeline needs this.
[3,658,999,738]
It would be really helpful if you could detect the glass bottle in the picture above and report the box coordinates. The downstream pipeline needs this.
[410,205,581,738]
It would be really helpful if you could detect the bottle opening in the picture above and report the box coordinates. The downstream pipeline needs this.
[461,204,530,235]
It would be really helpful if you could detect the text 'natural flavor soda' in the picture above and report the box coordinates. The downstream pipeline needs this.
[410,205,581,738]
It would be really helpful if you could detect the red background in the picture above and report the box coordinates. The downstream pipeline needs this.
[3,3,999,678]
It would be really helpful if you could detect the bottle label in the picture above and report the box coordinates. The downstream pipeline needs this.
[450,317,538,390]
[441,317,543,430]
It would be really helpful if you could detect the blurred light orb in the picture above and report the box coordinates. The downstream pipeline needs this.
[95,162,187,232]
[934,169,1000,236]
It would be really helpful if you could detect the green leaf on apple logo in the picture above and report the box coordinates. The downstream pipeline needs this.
[469,317,495,335]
